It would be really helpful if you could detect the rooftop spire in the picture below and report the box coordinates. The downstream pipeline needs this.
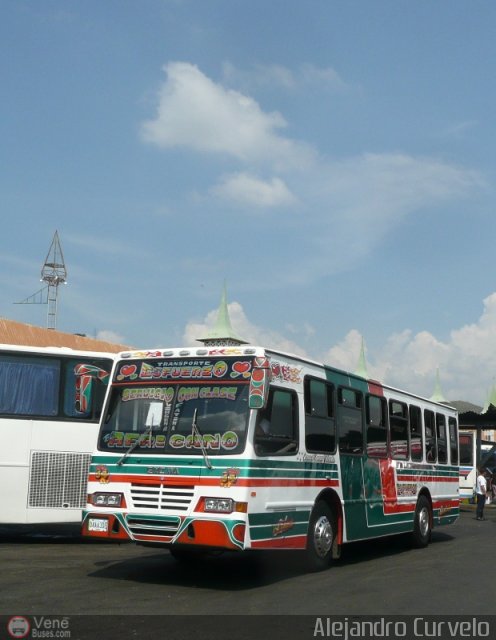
[355,336,369,378]
[482,381,496,413]
[429,368,446,403]
[197,283,248,346]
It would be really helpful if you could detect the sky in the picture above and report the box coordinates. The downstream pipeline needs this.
[1,1,495,406]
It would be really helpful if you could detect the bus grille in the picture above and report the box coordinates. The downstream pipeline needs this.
[126,515,181,537]
[130,483,195,512]
[28,451,91,509]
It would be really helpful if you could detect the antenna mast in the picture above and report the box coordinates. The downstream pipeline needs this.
[15,231,68,330]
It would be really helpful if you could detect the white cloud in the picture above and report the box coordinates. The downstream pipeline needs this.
[96,329,127,346]
[438,120,478,139]
[266,152,482,284]
[210,172,298,208]
[141,62,314,169]
[222,62,351,93]
[180,293,496,406]
[182,300,307,357]
[141,62,483,287]
[325,293,496,405]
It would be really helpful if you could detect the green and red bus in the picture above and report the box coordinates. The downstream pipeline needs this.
[82,345,459,570]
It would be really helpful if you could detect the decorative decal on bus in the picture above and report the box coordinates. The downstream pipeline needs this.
[115,359,253,383]
[122,387,174,403]
[220,468,240,487]
[105,432,167,449]
[271,362,302,384]
[273,516,295,536]
[168,431,239,451]
[230,361,252,379]
[95,465,110,484]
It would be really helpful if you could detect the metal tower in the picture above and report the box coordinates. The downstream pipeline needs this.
[15,231,67,330]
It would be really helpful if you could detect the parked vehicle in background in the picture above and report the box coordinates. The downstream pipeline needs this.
[459,429,496,501]
[0,345,114,526]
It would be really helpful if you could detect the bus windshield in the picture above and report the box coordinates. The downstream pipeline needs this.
[99,383,250,456]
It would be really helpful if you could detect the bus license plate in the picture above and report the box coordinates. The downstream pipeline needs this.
[88,518,108,533]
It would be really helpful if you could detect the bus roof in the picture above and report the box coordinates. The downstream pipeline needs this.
[114,344,457,414]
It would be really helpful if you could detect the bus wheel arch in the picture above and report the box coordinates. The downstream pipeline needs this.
[412,491,432,548]
[305,490,342,571]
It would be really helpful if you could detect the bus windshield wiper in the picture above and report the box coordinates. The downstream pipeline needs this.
[116,422,153,467]
[191,408,212,470]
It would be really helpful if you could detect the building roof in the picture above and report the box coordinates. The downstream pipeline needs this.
[450,400,483,414]
[0,317,129,354]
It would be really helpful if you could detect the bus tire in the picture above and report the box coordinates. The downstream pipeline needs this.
[305,501,335,572]
[412,495,432,548]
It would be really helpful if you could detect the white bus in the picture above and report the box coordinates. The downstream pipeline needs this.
[459,429,495,501]
[83,345,459,570]
[0,344,114,527]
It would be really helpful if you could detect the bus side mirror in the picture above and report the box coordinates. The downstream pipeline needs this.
[249,358,271,410]
[74,364,110,414]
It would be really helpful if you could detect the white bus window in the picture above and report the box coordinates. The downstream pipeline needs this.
[365,395,387,457]
[459,432,473,465]
[0,355,60,417]
[389,400,408,460]
[409,405,423,462]
[338,388,363,454]
[449,418,458,465]
[255,388,298,456]
[436,413,448,464]
[304,377,335,453]
[424,410,437,462]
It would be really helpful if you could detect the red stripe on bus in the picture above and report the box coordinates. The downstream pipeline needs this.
[368,380,384,396]
[397,475,458,483]
[89,473,339,488]
[250,535,307,549]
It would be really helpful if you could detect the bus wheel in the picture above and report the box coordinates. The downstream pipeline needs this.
[412,495,432,548]
[305,501,334,572]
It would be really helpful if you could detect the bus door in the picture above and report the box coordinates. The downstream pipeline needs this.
[337,387,369,540]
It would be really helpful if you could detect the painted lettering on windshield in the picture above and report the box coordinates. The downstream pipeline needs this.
[103,430,239,450]
[114,359,253,382]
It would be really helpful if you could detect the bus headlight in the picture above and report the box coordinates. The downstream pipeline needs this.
[91,492,124,507]
[204,498,234,513]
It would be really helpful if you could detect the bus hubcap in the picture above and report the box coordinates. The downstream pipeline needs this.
[313,515,333,558]
[419,507,429,537]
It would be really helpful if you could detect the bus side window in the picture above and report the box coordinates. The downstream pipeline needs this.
[0,354,60,417]
[436,413,448,464]
[424,410,437,462]
[304,377,335,453]
[337,388,363,454]
[255,388,298,456]
[389,400,408,460]
[409,405,423,462]
[459,432,472,465]
[449,417,458,465]
[365,395,387,457]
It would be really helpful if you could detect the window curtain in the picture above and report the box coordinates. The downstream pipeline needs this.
[0,360,60,416]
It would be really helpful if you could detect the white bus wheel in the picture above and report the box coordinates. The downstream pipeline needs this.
[305,501,335,572]
[412,495,432,548]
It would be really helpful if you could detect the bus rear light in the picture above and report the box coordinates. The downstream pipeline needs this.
[90,492,125,508]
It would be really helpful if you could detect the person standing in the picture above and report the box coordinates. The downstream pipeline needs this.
[476,467,488,521]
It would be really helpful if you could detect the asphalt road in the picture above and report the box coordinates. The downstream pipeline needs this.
[0,506,493,639]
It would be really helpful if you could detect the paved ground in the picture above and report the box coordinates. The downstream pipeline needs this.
[0,507,493,639]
